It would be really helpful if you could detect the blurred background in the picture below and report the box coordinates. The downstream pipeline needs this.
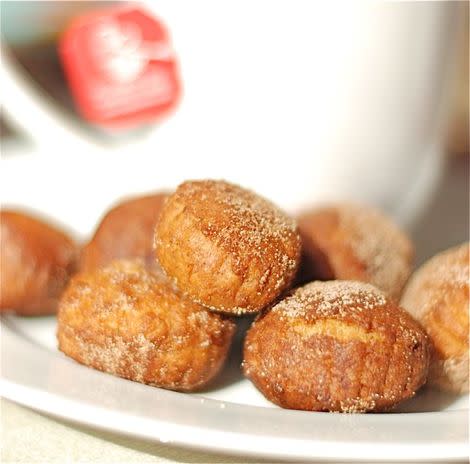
[1,1,468,264]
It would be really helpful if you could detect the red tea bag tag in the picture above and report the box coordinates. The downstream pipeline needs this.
[60,5,181,129]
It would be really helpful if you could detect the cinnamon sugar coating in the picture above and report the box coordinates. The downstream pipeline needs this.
[297,204,414,299]
[57,260,236,391]
[0,210,78,315]
[401,243,469,394]
[243,280,429,412]
[80,193,168,272]
[155,180,301,314]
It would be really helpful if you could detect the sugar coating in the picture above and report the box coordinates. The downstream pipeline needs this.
[176,180,298,265]
[338,397,377,413]
[72,332,154,383]
[63,261,227,339]
[244,280,429,413]
[273,280,387,320]
[337,204,413,298]
[401,243,469,322]
[401,243,469,393]
[57,259,235,390]
[156,180,301,313]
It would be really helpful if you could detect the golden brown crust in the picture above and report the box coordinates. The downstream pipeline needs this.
[401,243,469,394]
[80,193,168,272]
[297,204,414,299]
[0,210,78,315]
[57,259,236,391]
[155,180,301,315]
[243,280,429,412]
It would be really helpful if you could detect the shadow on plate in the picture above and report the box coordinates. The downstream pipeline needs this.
[199,315,255,393]
[393,385,466,413]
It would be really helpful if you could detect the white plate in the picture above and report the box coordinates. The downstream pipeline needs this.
[1,314,468,462]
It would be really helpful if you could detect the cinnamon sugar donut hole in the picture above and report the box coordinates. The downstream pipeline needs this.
[57,260,236,391]
[155,180,301,315]
[297,204,414,299]
[80,193,168,272]
[243,280,429,412]
[0,210,77,316]
[401,243,469,394]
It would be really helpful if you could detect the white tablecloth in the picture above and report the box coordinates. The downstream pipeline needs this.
[1,399,263,464]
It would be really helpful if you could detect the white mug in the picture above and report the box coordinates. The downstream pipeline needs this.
[0,1,460,236]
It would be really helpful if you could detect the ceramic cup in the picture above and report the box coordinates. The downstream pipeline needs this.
[0,2,459,234]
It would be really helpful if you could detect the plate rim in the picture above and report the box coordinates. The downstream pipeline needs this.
[1,317,469,462]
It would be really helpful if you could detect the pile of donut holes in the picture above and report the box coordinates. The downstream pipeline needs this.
[1,179,468,412]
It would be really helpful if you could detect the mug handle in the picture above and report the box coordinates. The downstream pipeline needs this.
[1,44,99,151]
